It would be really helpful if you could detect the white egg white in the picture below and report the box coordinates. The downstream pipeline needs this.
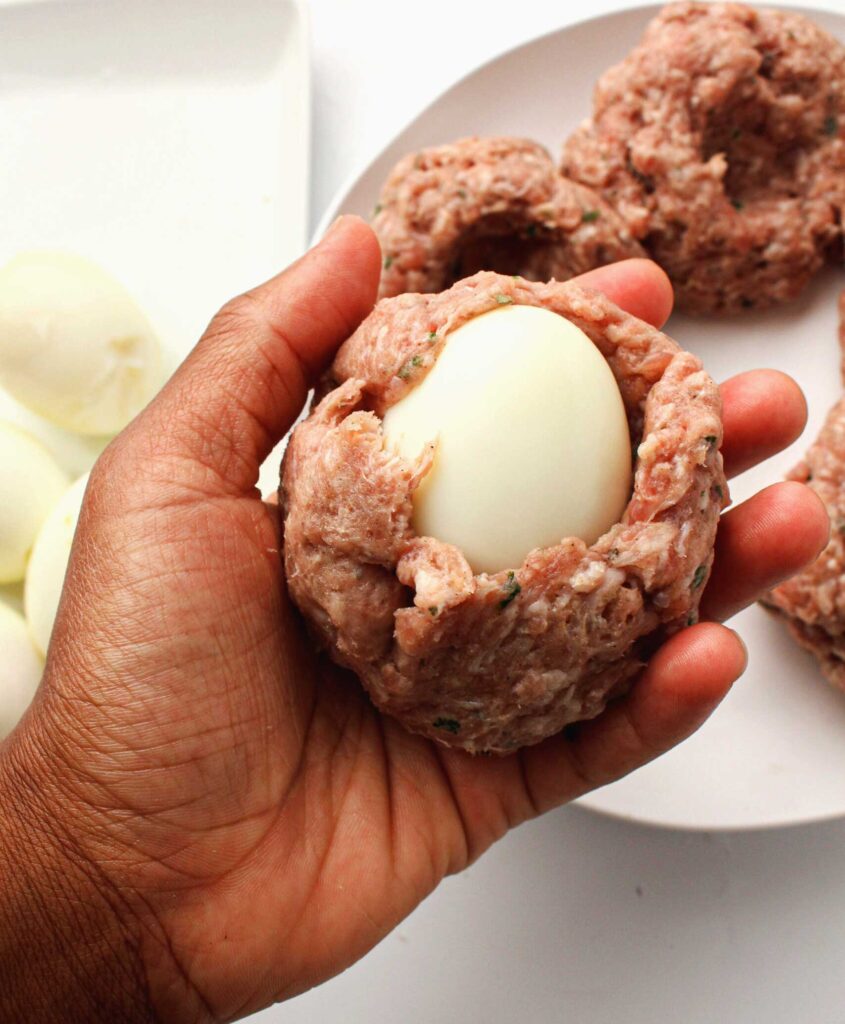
[382,304,632,574]
[25,472,89,657]
[0,252,162,436]
[0,421,70,584]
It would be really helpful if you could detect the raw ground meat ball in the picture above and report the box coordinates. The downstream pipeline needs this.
[373,136,643,299]
[281,272,727,754]
[562,2,845,315]
[763,293,845,689]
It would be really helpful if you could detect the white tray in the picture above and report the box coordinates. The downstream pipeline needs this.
[0,0,310,482]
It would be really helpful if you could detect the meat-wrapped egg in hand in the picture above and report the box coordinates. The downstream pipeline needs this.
[0,421,69,583]
[282,272,726,753]
[0,252,162,436]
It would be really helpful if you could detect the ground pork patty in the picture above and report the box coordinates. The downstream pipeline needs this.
[281,272,727,753]
[373,136,644,300]
[562,2,845,315]
[763,298,845,688]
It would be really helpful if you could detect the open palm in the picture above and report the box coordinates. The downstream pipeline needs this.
[0,217,827,1023]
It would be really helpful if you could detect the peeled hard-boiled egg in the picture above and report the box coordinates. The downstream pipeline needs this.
[25,472,89,657]
[0,252,162,436]
[0,602,42,738]
[381,304,632,574]
[0,421,70,583]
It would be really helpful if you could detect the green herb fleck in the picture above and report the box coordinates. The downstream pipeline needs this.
[383,254,393,270]
[687,611,699,627]
[433,717,460,734]
[457,188,468,199]
[373,202,383,216]
[582,209,600,223]
[494,293,513,305]
[427,330,438,343]
[428,606,439,616]
[714,484,724,500]
[691,564,708,590]
[703,435,718,450]
[499,571,521,610]
[398,354,423,380]
[825,116,838,136]
[731,199,744,211]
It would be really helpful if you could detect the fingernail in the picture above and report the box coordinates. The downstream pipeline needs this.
[729,627,749,672]
[323,214,350,240]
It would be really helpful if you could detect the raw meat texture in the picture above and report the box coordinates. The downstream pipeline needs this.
[374,136,643,299]
[282,272,727,753]
[562,2,845,314]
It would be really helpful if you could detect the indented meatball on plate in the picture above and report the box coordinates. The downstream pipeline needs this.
[373,136,643,299]
[763,295,845,689]
[562,2,845,315]
[281,272,727,753]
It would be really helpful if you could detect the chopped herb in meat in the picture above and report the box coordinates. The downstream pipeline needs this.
[499,571,521,609]
[397,354,423,380]
[373,202,383,216]
[433,717,460,734]
[825,116,838,136]
[457,188,467,199]
[582,210,600,223]
[691,564,708,590]
[494,293,513,305]
[703,435,718,450]
[383,255,393,270]
[731,199,744,210]
[427,330,438,342]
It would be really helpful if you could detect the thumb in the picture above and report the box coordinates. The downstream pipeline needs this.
[129,215,381,493]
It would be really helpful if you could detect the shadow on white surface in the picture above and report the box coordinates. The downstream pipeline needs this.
[264,805,845,1023]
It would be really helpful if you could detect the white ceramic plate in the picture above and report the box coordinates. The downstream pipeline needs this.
[0,0,310,617]
[316,4,845,831]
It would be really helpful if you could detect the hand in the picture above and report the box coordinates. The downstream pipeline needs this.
[0,217,828,1023]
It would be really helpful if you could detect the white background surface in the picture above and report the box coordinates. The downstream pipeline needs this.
[255,1,845,1021]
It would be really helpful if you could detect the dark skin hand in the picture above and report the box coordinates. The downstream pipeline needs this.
[0,217,828,1023]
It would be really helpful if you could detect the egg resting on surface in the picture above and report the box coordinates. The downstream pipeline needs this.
[25,473,89,657]
[0,421,69,583]
[381,304,632,575]
[282,272,727,754]
[0,252,162,436]
[0,602,42,739]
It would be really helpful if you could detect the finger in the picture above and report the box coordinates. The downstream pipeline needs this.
[134,215,382,492]
[519,623,746,812]
[572,258,674,328]
[720,369,808,479]
[700,481,829,622]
